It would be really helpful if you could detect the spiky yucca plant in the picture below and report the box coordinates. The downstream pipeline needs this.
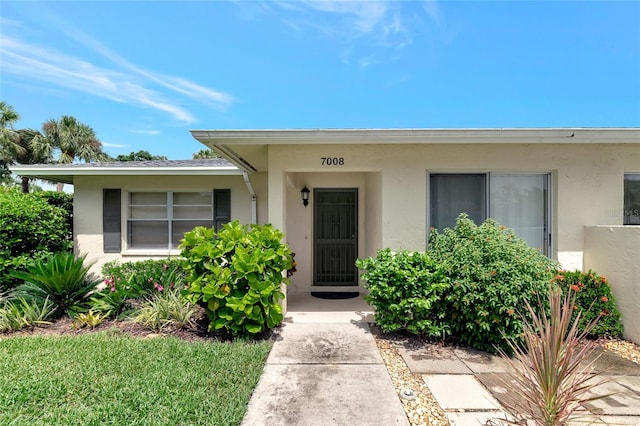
[496,287,608,425]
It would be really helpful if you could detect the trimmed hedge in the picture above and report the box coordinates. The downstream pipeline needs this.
[0,189,73,290]
[356,249,450,337]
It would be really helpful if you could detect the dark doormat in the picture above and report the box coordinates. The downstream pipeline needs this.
[311,291,360,300]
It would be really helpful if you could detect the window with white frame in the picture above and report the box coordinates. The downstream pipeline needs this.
[429,173,550,254]
[624,174,640,225]
[126,190,229,250]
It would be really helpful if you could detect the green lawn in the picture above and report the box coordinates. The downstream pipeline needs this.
[0,330,272,426]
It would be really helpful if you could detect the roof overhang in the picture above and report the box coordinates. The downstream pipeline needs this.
[9,164,243,185]
[190,128,640,173]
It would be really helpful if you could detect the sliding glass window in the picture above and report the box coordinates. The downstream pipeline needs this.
[429,173,550,254]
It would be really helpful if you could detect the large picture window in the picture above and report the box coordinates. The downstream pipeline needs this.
[429,173,550,254]
[127,190,229,250]
[624,174,640,225]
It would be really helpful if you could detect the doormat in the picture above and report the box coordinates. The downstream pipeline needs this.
[310,291,360,300]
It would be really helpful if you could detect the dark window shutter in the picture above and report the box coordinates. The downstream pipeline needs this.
[103,189,121,253]
[214,189,231,230]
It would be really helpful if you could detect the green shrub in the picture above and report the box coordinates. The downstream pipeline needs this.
[101,258,184,294]
[0,189,73,290]
[356,249,450,337]
[180,221,293,337]
[551,269,623,338]
[428,214,559,353]
[94,259,184,318]
[34,191,73,240]
[10,252,100,317]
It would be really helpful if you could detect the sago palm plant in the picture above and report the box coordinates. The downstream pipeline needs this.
[10,252,100,317]
[495,287,608,425]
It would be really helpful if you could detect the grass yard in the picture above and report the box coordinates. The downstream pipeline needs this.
[0,329,272,426]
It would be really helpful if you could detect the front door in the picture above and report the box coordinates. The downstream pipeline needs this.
[313,188,358,286]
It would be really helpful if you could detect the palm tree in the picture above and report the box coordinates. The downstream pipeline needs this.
[39,115,109,191]
[0,101,22,180]
[13,129,52,193]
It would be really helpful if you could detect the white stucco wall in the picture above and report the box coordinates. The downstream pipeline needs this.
[265,143,639,291]
[584,226,640,345]
[72,142,638,289]
[364,172,383,258]
[73,174,260,275]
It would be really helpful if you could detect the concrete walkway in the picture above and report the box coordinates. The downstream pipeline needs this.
[243,293,640,426]
[396,341,640,425]
[242,295,407,425]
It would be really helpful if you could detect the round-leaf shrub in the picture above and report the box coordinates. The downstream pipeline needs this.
[0,189,73,290]
[356,249,450,337]
[428,214,559,353]
[180,221,293,337]
[551,269,623,338]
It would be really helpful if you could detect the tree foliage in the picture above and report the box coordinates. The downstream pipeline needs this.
[0,101,21,180]
[114,150,168,161]
[40,115,108,164]
[1,104,108,191]
[192,149,220,159]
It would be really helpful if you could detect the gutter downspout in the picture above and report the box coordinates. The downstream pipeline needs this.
[243,171,257,224]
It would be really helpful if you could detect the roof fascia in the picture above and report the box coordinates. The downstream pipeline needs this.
[9,166,243,184]
[191,128,640,145]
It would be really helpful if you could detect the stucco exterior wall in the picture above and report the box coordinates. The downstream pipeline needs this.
[73,174,257,275]
[266,143,638,288]
[71,141,638,289]
[364,172,383,258]
[584,226,640,345]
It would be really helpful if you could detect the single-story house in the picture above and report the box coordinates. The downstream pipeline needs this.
[10,128,640,341]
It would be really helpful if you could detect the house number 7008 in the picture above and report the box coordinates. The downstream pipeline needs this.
[321,157,345,166]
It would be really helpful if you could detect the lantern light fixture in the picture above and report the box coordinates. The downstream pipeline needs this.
[301,185,310,207]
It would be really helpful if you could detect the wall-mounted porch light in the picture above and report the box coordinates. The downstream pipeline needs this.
[301,185,310,207]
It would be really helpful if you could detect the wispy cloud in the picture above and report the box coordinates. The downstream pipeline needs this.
[268,1,440,68]
[102,142,128,148]
[130,129,161,136]
[0,13,234,124]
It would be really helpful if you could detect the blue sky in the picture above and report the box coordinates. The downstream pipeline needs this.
[1,1,639,160]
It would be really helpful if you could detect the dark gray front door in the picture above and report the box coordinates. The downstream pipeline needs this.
[313,188,358,286]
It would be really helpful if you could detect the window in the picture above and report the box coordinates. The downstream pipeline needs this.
[126,190,230,250]
[429,173,550,254]
[624,174,640,225]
